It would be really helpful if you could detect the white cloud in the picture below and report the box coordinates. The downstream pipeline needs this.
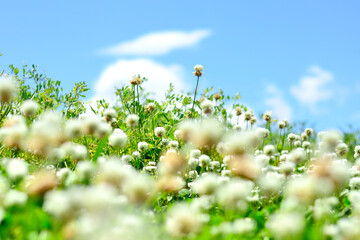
[92,59,188,103]
[99,30,211,56]
[265,84,292,121]
[290,66,334,110]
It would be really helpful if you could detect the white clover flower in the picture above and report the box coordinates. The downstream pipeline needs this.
[349,177,360,190]
[263,111,272,122]
[211,218,256,236]
[300,133,307,141]
[199,154,211,168]
[138,142,148,152]
[6,158,28,180]
[313,197,338,220]
[244,111,253,121]
[256,127,269,138]
[3,190,28,207]
[233,124,242,131]
[132,151,141,159]
[95,121,112,138]
[144,102,156,112]
[194,65,203,72]
[320,130,343,152]
[234,107,242,116]
[56,168,71,183]
[108,129,127,148]
[190,149,201,159]
[305,128,313,136]
[266,212,305,240]
[294,141,301,147]
[224,131,260,155]
[83,117,102,135]
[121,155,131,163]
[287,148,306,164]
[336,217,360,240]
[263,145,275,156]
[188,158,199,169]
[21,99,39,117]
[200,99,214,114]
[255,154,270,167]
[302,141,310,149]
[125,114,139,128]
[258,172,284,196]
[279,161,295,175]
[43,190,73,219]
[188,170,198,180]
[336,142,348,156]
[169,140,179,149]
[354,145,360,158]
[166,203,208,238]
[0,75,18,103]
[103,108,116,121]
[154,127,166,138]
[190,119,223,148]
[122,173,154,204]
[65,119,84,139]
[191,173,220,196]
[278,121,285,129]
[0,116,28,148]
[287,133,297,142]
[76,161,95,181]
[216,178,254,211]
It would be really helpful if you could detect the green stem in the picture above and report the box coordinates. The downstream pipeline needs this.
[136,85,140,113]
[191,76,200,115]
[133,85,136,114]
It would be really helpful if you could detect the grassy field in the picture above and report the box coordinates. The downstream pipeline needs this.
[0,62,358,240]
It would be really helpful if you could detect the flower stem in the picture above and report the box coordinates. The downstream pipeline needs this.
[191,76,200,115]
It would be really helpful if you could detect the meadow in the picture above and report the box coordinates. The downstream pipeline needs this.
[0,61,359,240]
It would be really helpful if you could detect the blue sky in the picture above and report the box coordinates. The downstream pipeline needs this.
[1,1,359,130]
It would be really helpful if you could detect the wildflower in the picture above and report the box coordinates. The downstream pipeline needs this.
[21,99,40,117]
[305,128,313,136]
[244,111,253,121]
[279,161,295,176]
[0,75,18,103]
[336,142,348,156]
[130,75,142,85]
[138,142,148,152]
[213,93,221,100]
[3,190,28,207]
[216,178,254,211]
[6,158,28,180]
[234,107,242,116]
[278,121,285,129]
[250,116,257,125]
[144,102,156,112]
[125,114,139,128]
[191,173,220,196]
[122,174,154,204]
[193,65,203,77]
[263,111,272,122]
[200,99,214,114]
[266,212,305,240]
[258,172,284,196]
[103,108,116,122]
[190,149,201,159]
[166,203,209,237]
[132,151,141,159]
[264,145,275,156]
[108,129,127,148]
[26,170,57,196]
[354,145,360,158]
[154,127,166,138]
